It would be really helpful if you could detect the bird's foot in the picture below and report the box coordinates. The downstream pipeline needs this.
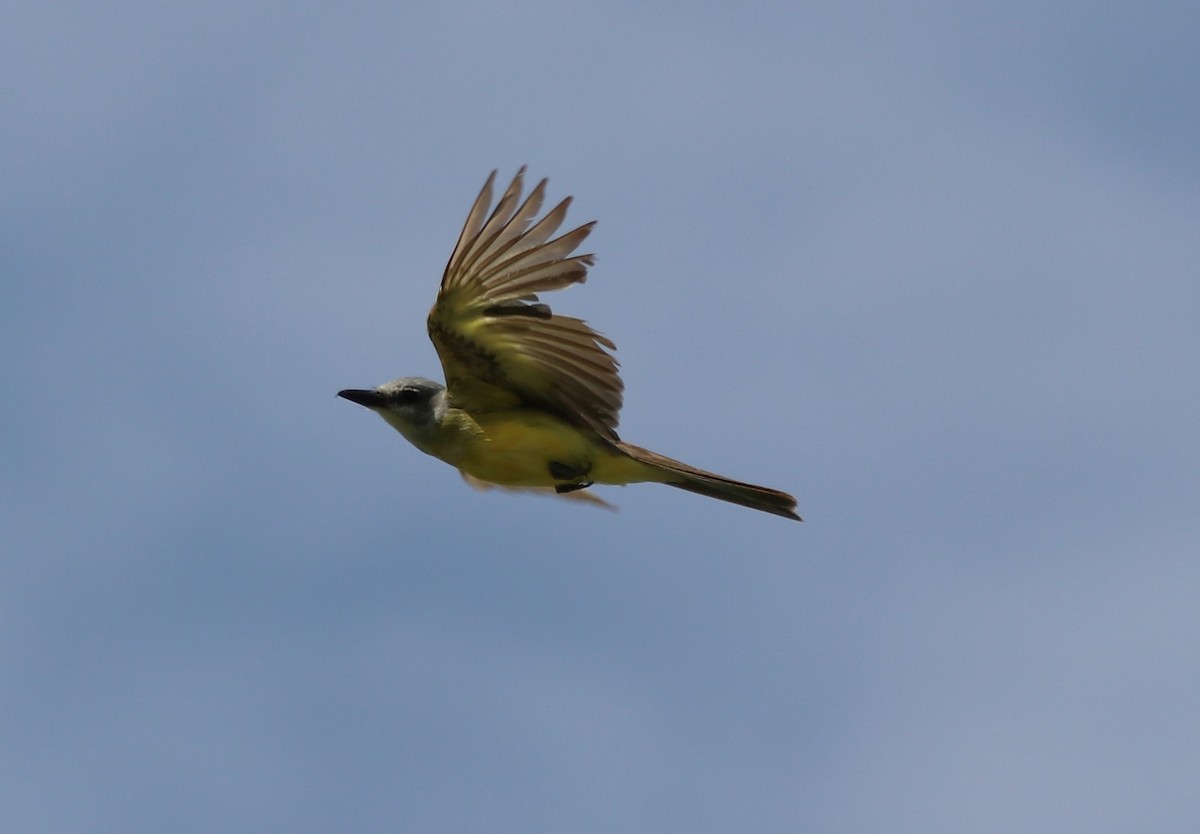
[549,460,593,493]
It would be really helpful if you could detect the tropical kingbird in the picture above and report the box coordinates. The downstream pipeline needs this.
[338,169,801,520]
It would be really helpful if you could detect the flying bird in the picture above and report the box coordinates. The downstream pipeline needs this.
[338,169,801,521]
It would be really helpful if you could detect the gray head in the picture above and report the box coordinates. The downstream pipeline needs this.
[337,377,447,437]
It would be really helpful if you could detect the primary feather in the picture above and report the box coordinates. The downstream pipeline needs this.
[428,167,623,440]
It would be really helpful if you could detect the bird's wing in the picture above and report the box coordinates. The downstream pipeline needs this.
[427,168,623,441]
[459,471,619,512]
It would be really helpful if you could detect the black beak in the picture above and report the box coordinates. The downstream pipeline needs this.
[337,389,386,408]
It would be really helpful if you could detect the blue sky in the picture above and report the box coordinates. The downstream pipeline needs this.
[4,2,1199,831]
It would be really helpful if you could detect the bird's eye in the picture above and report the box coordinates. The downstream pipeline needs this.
[395,388,419,405]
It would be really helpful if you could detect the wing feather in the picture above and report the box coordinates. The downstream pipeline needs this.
[477,253,594,299]
[428,170,624,439]
[444,172,498,291]
[454,173,537,281]
[476,221,593,283]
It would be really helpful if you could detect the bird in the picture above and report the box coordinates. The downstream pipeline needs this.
[338,169,801,521]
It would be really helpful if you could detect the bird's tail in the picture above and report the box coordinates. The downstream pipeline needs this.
[618,443,801,521]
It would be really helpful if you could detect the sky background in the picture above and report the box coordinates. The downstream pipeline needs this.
[4,2,1199,832]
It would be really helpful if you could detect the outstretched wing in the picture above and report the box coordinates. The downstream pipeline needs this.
[459,471,618,512]
[427,168,623,441]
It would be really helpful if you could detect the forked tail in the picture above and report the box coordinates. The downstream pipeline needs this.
[618,443,801,521]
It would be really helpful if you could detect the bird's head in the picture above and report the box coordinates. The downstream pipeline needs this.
[338,377,447,444]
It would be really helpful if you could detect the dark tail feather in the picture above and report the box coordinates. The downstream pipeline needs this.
[618,443,802,522]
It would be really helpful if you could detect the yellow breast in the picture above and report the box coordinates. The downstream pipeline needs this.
[451,409,596,487]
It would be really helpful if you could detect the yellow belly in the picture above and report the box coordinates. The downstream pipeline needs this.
[449,409,658,488]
